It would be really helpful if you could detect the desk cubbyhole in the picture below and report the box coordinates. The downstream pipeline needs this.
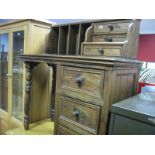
[79,23,91,53]
[58,26,69,55]
[48,27,59,54]
[67,25,80,55]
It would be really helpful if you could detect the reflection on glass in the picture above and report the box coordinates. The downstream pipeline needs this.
[0,33,9,112]
[12,31,24,120]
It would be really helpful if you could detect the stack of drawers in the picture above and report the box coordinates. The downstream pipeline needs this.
[56,66,104,134]
[81,19,140,59]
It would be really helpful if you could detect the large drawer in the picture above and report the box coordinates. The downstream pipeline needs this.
[82,42,123,57]
[94,22,130,34]
[93,34,127,42]
[59,66,104,105]
[58,96,101,134]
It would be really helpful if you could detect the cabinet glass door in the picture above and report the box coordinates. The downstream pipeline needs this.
[12,31,24,120]
[0,33,9,112]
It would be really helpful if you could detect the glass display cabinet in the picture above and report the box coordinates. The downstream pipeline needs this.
[0,19,54,134]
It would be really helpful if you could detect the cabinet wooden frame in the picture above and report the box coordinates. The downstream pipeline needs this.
[0,20,53,134]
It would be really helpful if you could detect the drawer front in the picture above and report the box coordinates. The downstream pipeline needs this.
[82,44,123,57]
[93,35,126,42]
[94,22,129,34]
[58,96,101,134]
[58,125,77,135]
[60,66,104,103]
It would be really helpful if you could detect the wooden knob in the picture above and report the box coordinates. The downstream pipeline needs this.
[98,48,104,54]
[108,24,113,31]
[105,36,112,42]
[75,75,84,87]
[73,110,80,117]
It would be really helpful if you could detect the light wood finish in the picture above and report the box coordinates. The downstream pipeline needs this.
[46,22,91,55]
[59,66,104,104]
[58,95,100,134]
[81,19,141,59]
[0,110,10,134]
[19,19,141,135]
[0,19,53,134]
[93,21,130,34]
[81,42,123,57]
[30,63,51,123]
[5,119,54,135]
[93,34,127,42]
[20,53,141,134]
[58,125,77,135]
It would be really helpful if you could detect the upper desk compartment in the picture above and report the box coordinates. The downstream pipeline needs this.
[81,19,141,59]
[46,19,140,59]
[46,22,91,55]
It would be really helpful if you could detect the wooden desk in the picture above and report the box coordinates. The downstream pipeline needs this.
[19,19,141,135]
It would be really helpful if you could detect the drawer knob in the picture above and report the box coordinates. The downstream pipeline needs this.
[105,36,113,42]
[75,75,84,87]
[73,110,80,117]
[108,24,113,31]
[98,48,104,54]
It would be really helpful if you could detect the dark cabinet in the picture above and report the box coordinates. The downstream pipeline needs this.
[109,93,155,135]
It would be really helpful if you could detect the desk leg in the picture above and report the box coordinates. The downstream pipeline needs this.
[24,63,33,130]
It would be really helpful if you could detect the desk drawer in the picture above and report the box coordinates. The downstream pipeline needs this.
[58,125,77,135]
[94,22,129,34]
[59,66,104,104]
[93,34,126,42]
[58,96,101,134]
[82,43,123,57]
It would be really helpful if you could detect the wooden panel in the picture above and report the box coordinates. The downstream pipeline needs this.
[58,96,100,134]
[30,63,51,123]
[46,27,59,54]
[0,110,10,134]
[0,119,9,134]
[110,69,139,104]
[82,43,123,57]
[79,23,91,53]
[67,25,79,55]
[59,66,104,104]
[58,125,77,135]
[123,20,141,59]
[0,77,8,111]
[94,22,130,34]
[93,34,127,42]
[30,23,51,54]
[58,26,69,55]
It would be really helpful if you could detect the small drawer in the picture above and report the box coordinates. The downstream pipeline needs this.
[58,96,101,134]
[93,34,127,42]
[59,66,104,105]
[94,22,129,34]
[82,43,123,57]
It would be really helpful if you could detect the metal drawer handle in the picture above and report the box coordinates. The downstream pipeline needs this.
[98,48,104,54]
[75,75,85,87]
[108,24,114,31]
[73,110,80,117]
